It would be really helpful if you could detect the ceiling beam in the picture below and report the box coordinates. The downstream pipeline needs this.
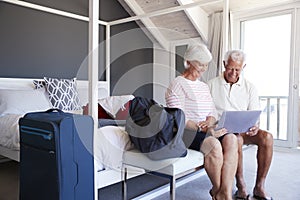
[177,0,213,42]
[117,0,170,49]
[2,0,108,25]
[110,0,222,26]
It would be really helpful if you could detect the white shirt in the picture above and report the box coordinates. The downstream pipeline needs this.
[165,76,217,122]
[207,74,260,119]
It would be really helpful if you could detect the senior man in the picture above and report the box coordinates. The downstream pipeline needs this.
[207,50,273,200]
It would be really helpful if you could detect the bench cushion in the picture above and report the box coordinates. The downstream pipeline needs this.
[123,149,203,176]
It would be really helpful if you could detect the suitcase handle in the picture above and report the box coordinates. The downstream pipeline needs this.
[46,108,64,113]
[20,126,53,140]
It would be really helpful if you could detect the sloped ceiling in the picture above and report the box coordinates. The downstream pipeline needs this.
[117,0,205,48]
[117,0,298,47]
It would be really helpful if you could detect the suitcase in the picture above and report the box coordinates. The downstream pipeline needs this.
[19,109,94,200]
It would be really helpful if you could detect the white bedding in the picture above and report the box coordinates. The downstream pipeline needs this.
[0,114,133,172]
[0,114,22,150]
[0,78,139,189]
[0,109,82,150]
[0,78,129,158]
[94,126,134,170]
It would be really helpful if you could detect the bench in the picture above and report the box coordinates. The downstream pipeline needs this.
[121,144,253,200]
[122,149,204,200]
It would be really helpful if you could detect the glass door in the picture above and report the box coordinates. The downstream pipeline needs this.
[297,8,300,148]
[240,11,297,148]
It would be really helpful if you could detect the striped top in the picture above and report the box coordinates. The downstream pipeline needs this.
[165,76,217,123]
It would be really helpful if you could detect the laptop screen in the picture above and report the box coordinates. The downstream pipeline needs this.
[215,110,261,133]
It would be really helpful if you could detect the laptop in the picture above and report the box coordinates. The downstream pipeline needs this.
[215,110,262,133]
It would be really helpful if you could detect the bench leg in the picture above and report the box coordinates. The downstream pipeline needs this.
[170,176,175,200]
[122,167,127,200]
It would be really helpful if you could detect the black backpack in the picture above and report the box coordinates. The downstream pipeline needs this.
[125,97,187,160]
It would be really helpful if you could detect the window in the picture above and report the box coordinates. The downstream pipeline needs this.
[241,14,292,140]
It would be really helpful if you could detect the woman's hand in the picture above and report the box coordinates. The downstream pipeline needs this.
[197,116,216,133]
[197,121,209,132]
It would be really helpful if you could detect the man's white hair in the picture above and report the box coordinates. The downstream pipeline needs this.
[224,50,246,66]
[183,43,212,69]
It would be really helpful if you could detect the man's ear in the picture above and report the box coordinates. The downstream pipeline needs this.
[223,60,226,67]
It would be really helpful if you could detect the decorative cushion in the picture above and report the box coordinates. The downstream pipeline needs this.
[44,77,81,111]
[33,80,46,89]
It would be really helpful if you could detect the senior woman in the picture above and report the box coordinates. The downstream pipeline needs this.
[165,43,238,200]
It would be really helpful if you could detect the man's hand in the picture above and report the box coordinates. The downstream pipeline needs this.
[246,125,259,136]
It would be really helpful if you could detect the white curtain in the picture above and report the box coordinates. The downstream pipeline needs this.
[202,11,229,83]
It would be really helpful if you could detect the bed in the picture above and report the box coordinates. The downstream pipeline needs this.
[0,77,144,189]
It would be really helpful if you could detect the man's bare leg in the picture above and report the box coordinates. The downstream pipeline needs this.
[243,130,273,198]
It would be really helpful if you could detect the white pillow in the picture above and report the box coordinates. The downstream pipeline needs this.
[0,89,52,116]
[94,126,134,170]
[98,95,134,118]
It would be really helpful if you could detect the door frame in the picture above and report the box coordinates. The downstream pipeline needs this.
[231,2,300,148]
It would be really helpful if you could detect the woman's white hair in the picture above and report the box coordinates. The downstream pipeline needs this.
[183,43,212,69]
[224,50,246,66]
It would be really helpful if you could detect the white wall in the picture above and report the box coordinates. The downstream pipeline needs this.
[153,44,172,105]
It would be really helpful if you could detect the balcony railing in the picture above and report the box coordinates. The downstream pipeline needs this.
[259,96,288,140]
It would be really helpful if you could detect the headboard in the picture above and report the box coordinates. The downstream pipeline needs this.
[0,78,109,106]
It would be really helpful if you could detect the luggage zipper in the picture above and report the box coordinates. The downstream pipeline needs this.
[20,126,53,140]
